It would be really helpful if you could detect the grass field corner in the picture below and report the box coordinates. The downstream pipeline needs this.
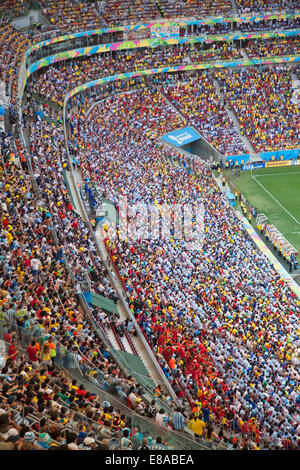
[223,165,300,262]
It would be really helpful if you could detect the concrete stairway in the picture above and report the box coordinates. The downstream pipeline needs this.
[225,106,256,156]
[230,0,239,14]
[65,168,167,393]
[65,169,85,218]
[119,333,133,354]
[31,91,62,111]
[160,87,187,124]
[291,72,299,106]
[241,49,250,60]
[106,326,121,351]
[109,265,165,388]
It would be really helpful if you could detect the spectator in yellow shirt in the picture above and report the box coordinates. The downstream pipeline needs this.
[191,416,206,439]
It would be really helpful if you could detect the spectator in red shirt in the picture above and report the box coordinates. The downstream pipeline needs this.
[7,340,18,363]
[26,340,39,369]
[3,332,12,344]
[76,384,86,398]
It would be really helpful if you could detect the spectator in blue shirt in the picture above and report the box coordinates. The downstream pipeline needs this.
[171,407,187,432]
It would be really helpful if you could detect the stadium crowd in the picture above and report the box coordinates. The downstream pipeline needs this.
[28,31,299,111]
[162,74,247,156]
[245,37,300,58]
[38,0,300,30]
[236,0,299,13]
[1,123,202,450]
[156,0,233,19]
[30,46,195,105]
[190,43,242,63]
[0,0,26,21]
[29,44,234,106]
[215,65,299,152]
[0,0,299,453]
[0,24,31,106]
[37,0,300,33]
[237,17,300,32]
[63,85,300,450]
[40,0,107,33]
[101,0,161,26]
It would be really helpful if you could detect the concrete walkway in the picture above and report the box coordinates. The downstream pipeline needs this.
[64,168,177,399]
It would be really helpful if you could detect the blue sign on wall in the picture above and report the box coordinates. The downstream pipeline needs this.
[228,149,300,165]
[226,154,250,164]
[161,127,201,147]
[241,162,266,171]
[259,148,300,161]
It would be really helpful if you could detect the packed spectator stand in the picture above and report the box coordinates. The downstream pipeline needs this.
[40,0,107,32]
[215,66,299,152]
[162,74,248,156]
[0,126,204,450]
[66,84,300,449]
[236,0,299,13]
[0,0,300,452]
[0,1,26,21]
[156,0,233,19]
[245,37,300,58]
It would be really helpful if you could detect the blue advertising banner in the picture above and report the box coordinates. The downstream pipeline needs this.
[241,162,266,171]
[161,127,201,147]
[226,154,250,164]
[228,148,300,166]
[259,148,300,161]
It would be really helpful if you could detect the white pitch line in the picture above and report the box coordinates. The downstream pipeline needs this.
[255,171,300,177]
[252,175,300,227]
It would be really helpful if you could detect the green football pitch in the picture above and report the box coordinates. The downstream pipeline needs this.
[223,165,300,261]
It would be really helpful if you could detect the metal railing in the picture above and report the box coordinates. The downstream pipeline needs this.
[0,321,221,450]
